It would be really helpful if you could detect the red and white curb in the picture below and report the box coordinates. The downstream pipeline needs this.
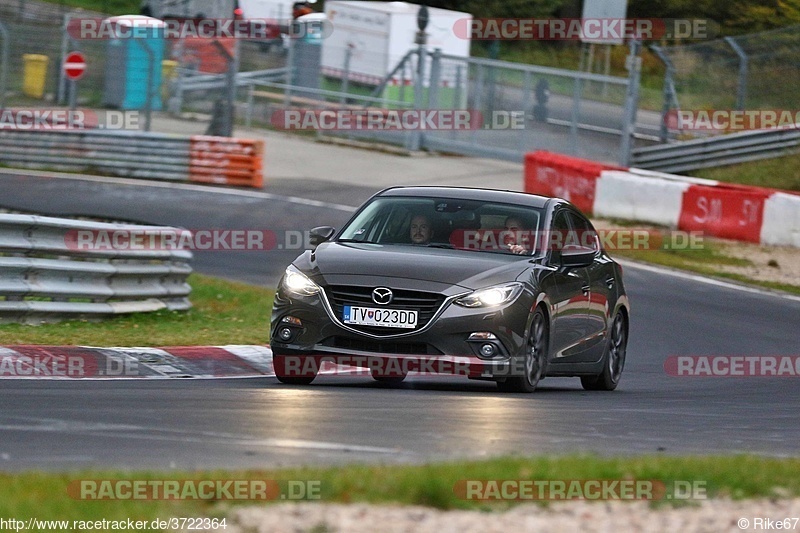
[0,345,271,379]
[0,345,374,380]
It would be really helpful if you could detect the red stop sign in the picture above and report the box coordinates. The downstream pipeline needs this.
[63,51,87,81]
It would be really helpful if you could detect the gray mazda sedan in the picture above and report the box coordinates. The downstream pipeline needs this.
[270,187,629,392]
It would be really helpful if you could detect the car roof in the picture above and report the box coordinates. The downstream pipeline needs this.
[376,186,552,209]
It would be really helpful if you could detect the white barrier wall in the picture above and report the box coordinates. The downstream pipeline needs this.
[594,171,691,228]
[761,193,800,248]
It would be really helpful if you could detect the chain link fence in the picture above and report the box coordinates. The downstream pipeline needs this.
[653,24,800,139]
[244,37,644,164]
[0,7,286,135]
[1,3,649,164]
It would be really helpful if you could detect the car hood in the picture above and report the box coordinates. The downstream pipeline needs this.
[297,242,531,290]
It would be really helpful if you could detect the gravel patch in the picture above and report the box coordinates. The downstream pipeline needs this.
[591,218,800,288]
[718,242,800,287]
[228,499,800,532]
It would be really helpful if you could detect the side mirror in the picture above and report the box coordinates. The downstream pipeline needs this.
[560,246,596,268]
[309,226,336,247]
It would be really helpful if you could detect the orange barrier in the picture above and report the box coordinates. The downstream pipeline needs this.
[524,151,623,214]
[172,38,237,74]
[188,135,264,188]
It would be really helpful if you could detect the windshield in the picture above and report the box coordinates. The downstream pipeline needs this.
[338,196,544,255]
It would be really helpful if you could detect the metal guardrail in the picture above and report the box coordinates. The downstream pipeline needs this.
[631,125,800,173]
[0,129,265,188]
[0,214,192,324]
[0,129,192,181]
[177,67,289,92]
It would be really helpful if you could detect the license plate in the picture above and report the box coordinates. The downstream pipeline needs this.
[343,306,418,328]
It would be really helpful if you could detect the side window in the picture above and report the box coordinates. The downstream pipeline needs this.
[565,212,599,253]
[549,211,570,252]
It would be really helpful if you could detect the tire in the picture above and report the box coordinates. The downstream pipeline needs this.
[272,353,317,385]
[498,309,547,393]
[275,375,316,385]
[581,312,627,391]
[371,371,407,384]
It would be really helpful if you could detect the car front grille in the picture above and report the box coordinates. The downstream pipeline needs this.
[321,336,443,355]
[325,285,445,335]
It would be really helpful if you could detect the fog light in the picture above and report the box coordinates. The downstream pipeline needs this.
[282,316,303,326]
[469,332,497,341]
[480,343,496,357]
[278,327,294,341]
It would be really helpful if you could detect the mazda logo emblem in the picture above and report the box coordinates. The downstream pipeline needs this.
[372,287,393,305]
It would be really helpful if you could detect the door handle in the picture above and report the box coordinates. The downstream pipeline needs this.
[606,277,615,289]
[581,284,590,295]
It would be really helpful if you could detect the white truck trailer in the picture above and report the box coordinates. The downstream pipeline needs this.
[321,1,471,104]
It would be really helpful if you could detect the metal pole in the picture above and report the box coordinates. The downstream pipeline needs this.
[0,21,8,110]
[651,44,676,143]
[427,48,441,109]
[570,75,581,155]
[232,38,240,131]
[519,70,532,153]
[58,15,70,105]
[368,49,415,101]
[225,43,236,136]
[68,80,76,110]
[340,44,352,105]
[602,44,611,98]
[246,82,254,127]
[454,64,463,108]
[212,40,236,137]
[406,42,426,151]
[399,60,407,103]
[283,33,295,108]
[724,36,748,110]
[619,39,642,167]
[470,63,484,148]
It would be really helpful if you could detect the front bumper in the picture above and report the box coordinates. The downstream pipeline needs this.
[270,283,534,379]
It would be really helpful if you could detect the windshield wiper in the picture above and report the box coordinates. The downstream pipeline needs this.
[337,239,382,244]
[424,243,454,249]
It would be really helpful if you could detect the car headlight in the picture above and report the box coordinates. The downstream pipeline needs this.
[282,265,321,297]
[454,283,523,308]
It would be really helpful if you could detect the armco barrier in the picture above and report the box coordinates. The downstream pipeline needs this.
[525,151,800,248]
[0,214,192,324]
[0,129,263,188]
[524,151,623,214]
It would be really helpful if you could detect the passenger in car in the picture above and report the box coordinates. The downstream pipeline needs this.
[502,216,531,254]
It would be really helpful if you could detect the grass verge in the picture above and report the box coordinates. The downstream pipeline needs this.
[690,152,800,192]
[0,274,274,345]
[608,238,800,296]
[2,455,800,522]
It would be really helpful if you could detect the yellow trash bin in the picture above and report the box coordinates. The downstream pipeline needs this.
[161,59,178,101]
[22,54,49,99]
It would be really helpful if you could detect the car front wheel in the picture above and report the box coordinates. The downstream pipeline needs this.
[581,311,627,391]
[498,308,547,393]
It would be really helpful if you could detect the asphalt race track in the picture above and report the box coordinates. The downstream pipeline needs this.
[1,171,799,471]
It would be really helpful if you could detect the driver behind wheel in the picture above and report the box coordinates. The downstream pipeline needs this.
[409,214,434,245]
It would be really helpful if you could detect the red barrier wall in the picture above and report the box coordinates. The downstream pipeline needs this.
[524,151,623,214]
[678,184,772,243]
